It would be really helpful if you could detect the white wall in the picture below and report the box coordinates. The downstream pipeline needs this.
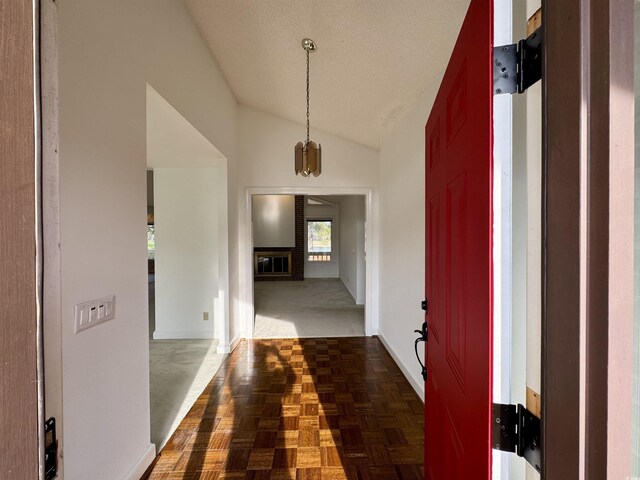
[377,89,434,400]
[56,0,237,477]
[146,84,230,349]
[305,203,340,278]
[153,168,220,339]
[252,195,295,248]
[236,106,379,189]
[338,196,366,304]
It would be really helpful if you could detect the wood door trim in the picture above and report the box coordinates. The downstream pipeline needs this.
[587,0,634,477]
[0,0,41,478]
[542,0,635,477]
[542,0,583,476]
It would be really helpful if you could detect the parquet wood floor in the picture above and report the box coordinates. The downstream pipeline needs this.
[143,337,424,480]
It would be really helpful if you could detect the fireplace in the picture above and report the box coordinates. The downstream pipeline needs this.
[254,251,292,276]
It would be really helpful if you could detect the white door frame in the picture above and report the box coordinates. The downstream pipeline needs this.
[493,0,515,477]
[241,186,378,338]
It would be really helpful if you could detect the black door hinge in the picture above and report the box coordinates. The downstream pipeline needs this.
[45,417,58,479]
[492,404,542,474]
[493,26,543,95]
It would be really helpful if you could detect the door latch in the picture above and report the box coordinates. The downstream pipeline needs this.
[414,319,428,382]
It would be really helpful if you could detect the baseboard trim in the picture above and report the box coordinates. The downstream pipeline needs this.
[376,331,425,402]
[339,277,357,303]
[152,330,214,340]
[339,277,365,306]
[123,443,155,480]
[229,331,243,352]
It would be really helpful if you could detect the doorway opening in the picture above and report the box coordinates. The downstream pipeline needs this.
[145,84,230,451]
[242,187,376,340]
[251,194,367,338]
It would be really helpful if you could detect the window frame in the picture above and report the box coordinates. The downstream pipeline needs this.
[305,217,335,263]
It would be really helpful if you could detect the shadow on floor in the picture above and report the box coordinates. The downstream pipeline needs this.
[180,341,299,479]
[144,338,424,479]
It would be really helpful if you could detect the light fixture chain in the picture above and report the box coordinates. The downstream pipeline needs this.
[306,47,310,146]
[295,38,320,178]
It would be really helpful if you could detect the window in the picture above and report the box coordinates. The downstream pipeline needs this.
[147,225,155,260]
[307,219,332,261]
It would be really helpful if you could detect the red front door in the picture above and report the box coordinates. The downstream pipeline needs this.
[424,0,493,478]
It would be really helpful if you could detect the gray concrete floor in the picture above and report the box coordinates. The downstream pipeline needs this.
[253,278,365,338]
[149,339,226,451]
[148,275,227,451]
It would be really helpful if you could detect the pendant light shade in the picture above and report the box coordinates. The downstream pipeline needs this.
[295,141,322,177]
[294,38,322,177]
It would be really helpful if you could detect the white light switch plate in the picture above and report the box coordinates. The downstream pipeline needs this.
[74,295,116,333]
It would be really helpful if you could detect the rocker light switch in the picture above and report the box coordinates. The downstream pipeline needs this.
[74,295,116,333]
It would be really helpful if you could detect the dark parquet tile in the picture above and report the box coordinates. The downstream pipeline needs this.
[144,337,424,480]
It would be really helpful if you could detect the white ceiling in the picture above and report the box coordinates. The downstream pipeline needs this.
[184,0,470,149]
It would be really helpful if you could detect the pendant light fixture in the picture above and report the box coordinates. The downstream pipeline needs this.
[295,38,322,177]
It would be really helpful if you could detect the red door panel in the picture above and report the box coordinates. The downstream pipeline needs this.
[425,0,493,478]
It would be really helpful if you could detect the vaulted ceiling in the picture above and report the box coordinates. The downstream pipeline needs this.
[185,0,469,149]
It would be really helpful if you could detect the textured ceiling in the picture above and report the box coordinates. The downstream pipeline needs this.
[184,0,470,148]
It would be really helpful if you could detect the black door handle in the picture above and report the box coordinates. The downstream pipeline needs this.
[414,322,427,381]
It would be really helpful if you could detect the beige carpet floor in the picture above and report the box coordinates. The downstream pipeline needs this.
[253,278,365,338]
[149,339,226,451]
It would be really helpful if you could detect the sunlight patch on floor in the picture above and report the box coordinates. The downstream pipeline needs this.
[149,339,226,451]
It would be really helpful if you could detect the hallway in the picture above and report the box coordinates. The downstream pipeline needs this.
[144,337,424,479]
